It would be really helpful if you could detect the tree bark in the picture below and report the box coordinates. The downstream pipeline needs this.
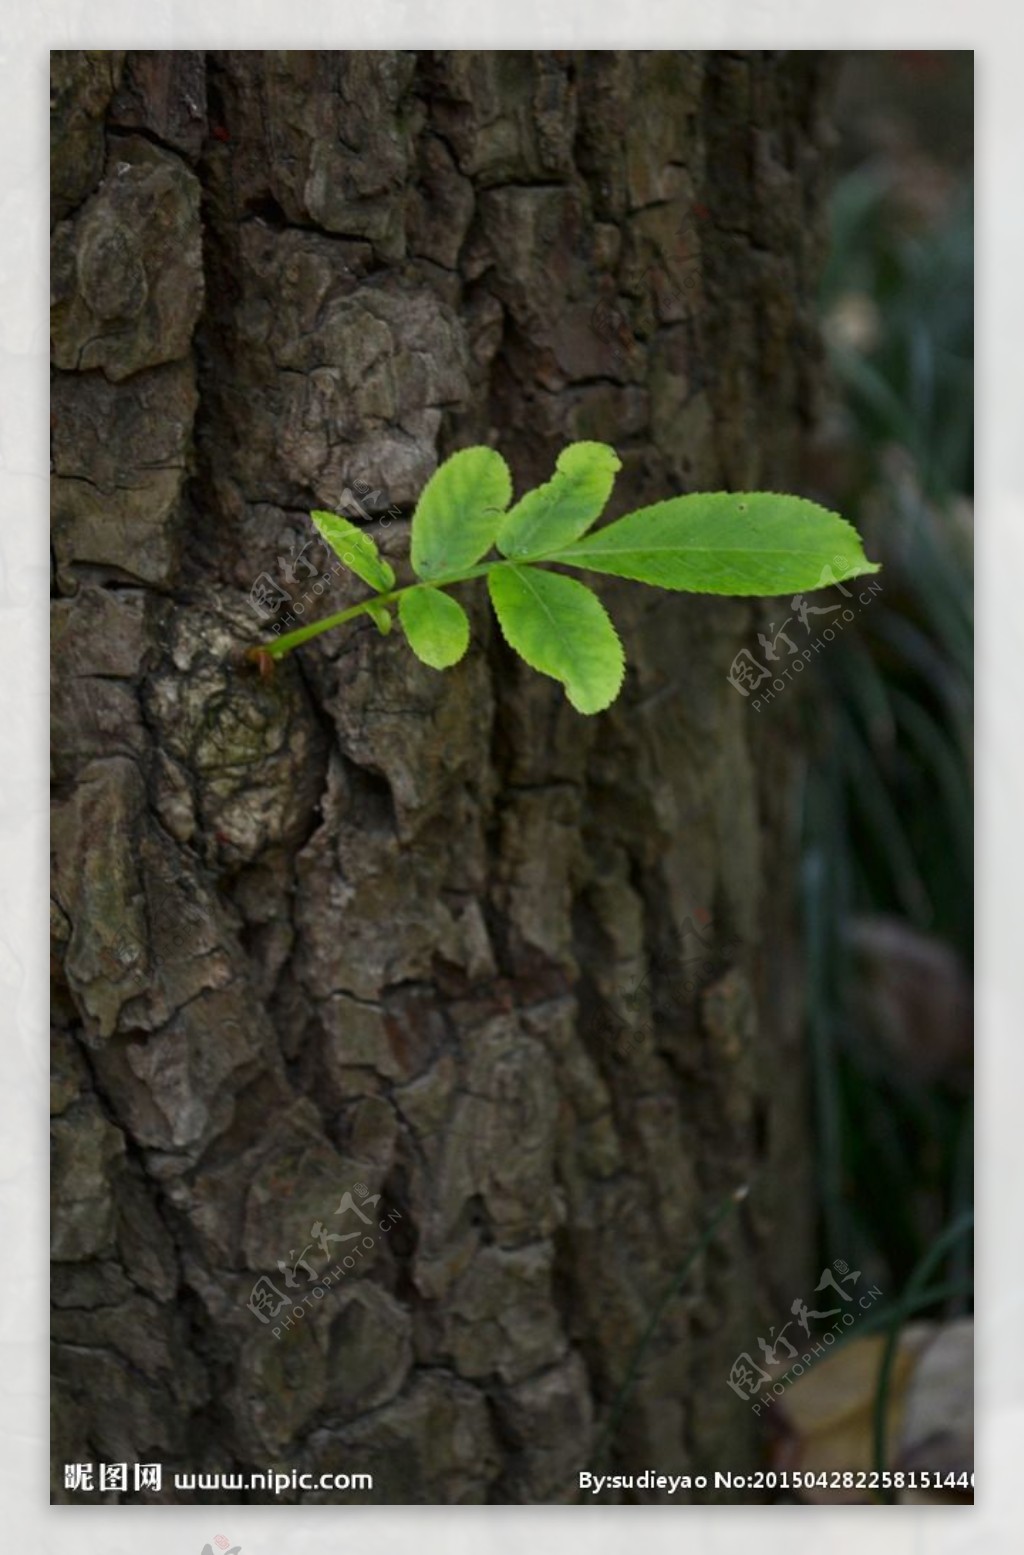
[51,49,833,1504]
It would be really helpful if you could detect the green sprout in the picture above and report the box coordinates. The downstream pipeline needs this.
[248,443,880,714]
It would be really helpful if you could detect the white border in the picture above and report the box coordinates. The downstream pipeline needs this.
[6,7,1018,1554]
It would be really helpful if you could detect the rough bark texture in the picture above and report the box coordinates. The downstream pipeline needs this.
[51,49,833,1504]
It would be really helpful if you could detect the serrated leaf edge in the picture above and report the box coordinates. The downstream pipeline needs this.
[547,491,880,592]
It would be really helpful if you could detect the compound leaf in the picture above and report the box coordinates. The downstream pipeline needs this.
[398,586,470,670]
[310,510,395,593]
[410,446,513,581]
[487,564,624,715]
[548,492,880,596]
[496,441,621,559]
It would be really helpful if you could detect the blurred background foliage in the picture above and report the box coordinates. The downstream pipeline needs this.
[803,51,973,1304]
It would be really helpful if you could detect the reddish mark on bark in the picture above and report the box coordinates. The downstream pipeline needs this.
[211,124,231,142]
[244,645,276,681]
[693,202,710,221]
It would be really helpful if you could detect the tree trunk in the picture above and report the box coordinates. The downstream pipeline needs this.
[51,49,833,1504]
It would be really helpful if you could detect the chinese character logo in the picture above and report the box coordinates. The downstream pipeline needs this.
[279,538,320,586]
[727,648,771,697]
[246,1274,290,1324]
[726,1352,773,1401]
[248,572,290,620]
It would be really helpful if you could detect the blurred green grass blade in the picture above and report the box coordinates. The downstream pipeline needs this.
[872,1209,974,1496]
[836,707,935,927]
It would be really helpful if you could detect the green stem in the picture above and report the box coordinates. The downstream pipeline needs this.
[252,562,500,661]
[258,593,397,659]
[870,1209,973,1501]
[844,1277,973,1345]
[589,1184,748,1477]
